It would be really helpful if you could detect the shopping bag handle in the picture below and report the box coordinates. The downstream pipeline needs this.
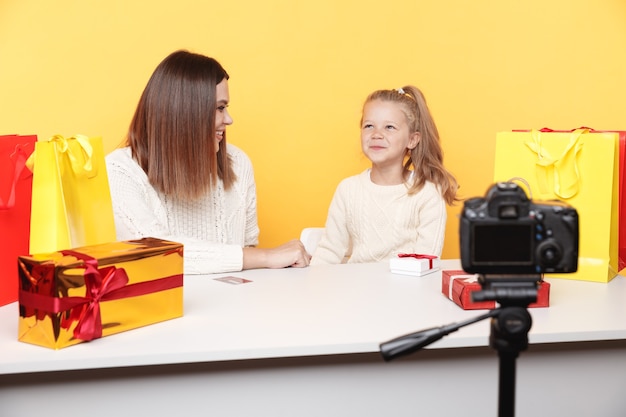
[0,143,32,210]
[50,134,96,178]
[535,126,594,133]
[26,134,97,181]
[524,128,586,199]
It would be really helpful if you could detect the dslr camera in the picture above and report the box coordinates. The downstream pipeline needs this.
[460,182,579,275]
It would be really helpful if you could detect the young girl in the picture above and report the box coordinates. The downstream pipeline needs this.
[310,86,458,265]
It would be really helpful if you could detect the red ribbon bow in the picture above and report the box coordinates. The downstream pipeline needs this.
[19,250,183,342]
[397,253,438,269]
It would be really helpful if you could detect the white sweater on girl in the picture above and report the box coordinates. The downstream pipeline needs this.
[311,169,446,265]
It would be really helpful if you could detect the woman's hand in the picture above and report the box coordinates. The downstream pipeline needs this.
[242,240,311,270]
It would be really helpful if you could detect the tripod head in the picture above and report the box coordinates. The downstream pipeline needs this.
[473,273,539,358]
[473,273,540,307]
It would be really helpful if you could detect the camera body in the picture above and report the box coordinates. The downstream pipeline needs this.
[460,182,579,275]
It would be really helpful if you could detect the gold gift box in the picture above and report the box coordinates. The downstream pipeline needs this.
[17,237,184,349]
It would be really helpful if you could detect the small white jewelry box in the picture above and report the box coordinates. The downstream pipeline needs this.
[390,254,441,277]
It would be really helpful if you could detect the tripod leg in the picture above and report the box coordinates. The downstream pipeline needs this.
[491,307,532,417]
[498,350,518,417]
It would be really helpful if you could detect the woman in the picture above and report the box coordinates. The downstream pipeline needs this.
[106,50,310,274]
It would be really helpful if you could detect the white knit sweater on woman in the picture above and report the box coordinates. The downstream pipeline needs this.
[105,144,259,274]
[311,169,446,265]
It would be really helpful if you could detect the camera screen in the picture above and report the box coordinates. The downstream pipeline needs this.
[472,224,533,264]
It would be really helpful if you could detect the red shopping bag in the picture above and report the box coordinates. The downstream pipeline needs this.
[0,135,36,306]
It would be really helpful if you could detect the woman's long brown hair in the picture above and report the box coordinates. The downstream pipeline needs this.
[127,50,236,200]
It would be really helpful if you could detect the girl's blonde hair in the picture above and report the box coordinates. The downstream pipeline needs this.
[363,86,459,205]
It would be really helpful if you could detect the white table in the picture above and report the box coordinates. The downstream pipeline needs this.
[1,260,625,416]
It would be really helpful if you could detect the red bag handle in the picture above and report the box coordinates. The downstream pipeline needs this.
[0,143,33,209]
[537,126,594,132]
[513,126,595,133]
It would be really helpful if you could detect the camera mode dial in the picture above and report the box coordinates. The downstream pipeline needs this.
[536,240,563,268]
[532,208,563,270]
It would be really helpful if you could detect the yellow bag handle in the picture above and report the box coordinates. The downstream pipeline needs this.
[524,128,585,199]
[51,134,96,177]
[26,134,97,179]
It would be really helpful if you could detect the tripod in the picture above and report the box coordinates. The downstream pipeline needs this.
[380,274,539,417]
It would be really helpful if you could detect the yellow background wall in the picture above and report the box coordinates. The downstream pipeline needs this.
[2,0,625,259]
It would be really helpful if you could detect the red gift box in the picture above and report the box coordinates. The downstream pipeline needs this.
[442,270,550,310]
[531,281,551,308]
[17,237,184,349]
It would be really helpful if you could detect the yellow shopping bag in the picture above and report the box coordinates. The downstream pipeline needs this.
[494,128,619,283]
[29,135,116,254]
